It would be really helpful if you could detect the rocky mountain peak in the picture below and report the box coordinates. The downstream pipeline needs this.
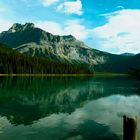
[8,23,35,33]
[0,22,90,53]
[23,23,35,29]
[62,35,76,41]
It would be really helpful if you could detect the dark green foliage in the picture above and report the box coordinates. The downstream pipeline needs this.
[0,43,91,74]
[94,53,140,73]
[120,53,135,56]
[129,68,140,80]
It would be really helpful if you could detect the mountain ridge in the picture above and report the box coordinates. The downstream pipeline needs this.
[0,23,140,73]
[120,53,135,56]
[0,43,91,74]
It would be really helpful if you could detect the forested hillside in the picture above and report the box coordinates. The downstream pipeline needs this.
[0,23,140,74]
[0,43,91,74]
[129,68,140,80]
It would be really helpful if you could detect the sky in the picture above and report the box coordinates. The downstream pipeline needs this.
[0,0,140,54]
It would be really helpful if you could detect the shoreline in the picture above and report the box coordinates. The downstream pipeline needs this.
[0,73,128,77]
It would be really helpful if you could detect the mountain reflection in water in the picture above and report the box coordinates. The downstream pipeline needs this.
[0,76,139,140]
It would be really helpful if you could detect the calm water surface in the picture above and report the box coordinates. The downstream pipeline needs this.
[0,76,140,140]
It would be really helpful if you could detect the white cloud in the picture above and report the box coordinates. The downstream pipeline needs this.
[0,19,13,33]
[64,20,89,40]
[41,0,59,7]
[36,10,140,54]
[0,7,6,12]
[117,6,124,9]
[2,9,140,54]
[36,21,65,35]
[91,9,140,54]
[36,19,90,40]
[57,0,83,15]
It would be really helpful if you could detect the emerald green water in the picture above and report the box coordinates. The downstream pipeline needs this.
[0,76,140,140]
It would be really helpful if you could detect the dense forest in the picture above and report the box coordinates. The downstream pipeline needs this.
[0,43,92,74]
[129,68,140,80]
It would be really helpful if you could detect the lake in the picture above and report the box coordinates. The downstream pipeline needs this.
[0,76,139,140]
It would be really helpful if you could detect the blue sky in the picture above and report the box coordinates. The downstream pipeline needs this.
[0,0,140,54]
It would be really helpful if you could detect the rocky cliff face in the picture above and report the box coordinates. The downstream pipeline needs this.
[0,23,140,73]
[0,23,109,66]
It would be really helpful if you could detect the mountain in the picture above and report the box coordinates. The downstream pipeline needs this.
[0,43,91,74]
[120,53,135,56]
[0,23,90,62]
[0,23,110,66]
[0,23,140,73]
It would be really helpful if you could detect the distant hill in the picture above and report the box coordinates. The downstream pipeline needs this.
[0,43,91,74]
[120,53,135,56]
[0,23,140,73]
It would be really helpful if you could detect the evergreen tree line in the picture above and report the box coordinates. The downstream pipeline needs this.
[129,68,140,80]
[0,43,92,74]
